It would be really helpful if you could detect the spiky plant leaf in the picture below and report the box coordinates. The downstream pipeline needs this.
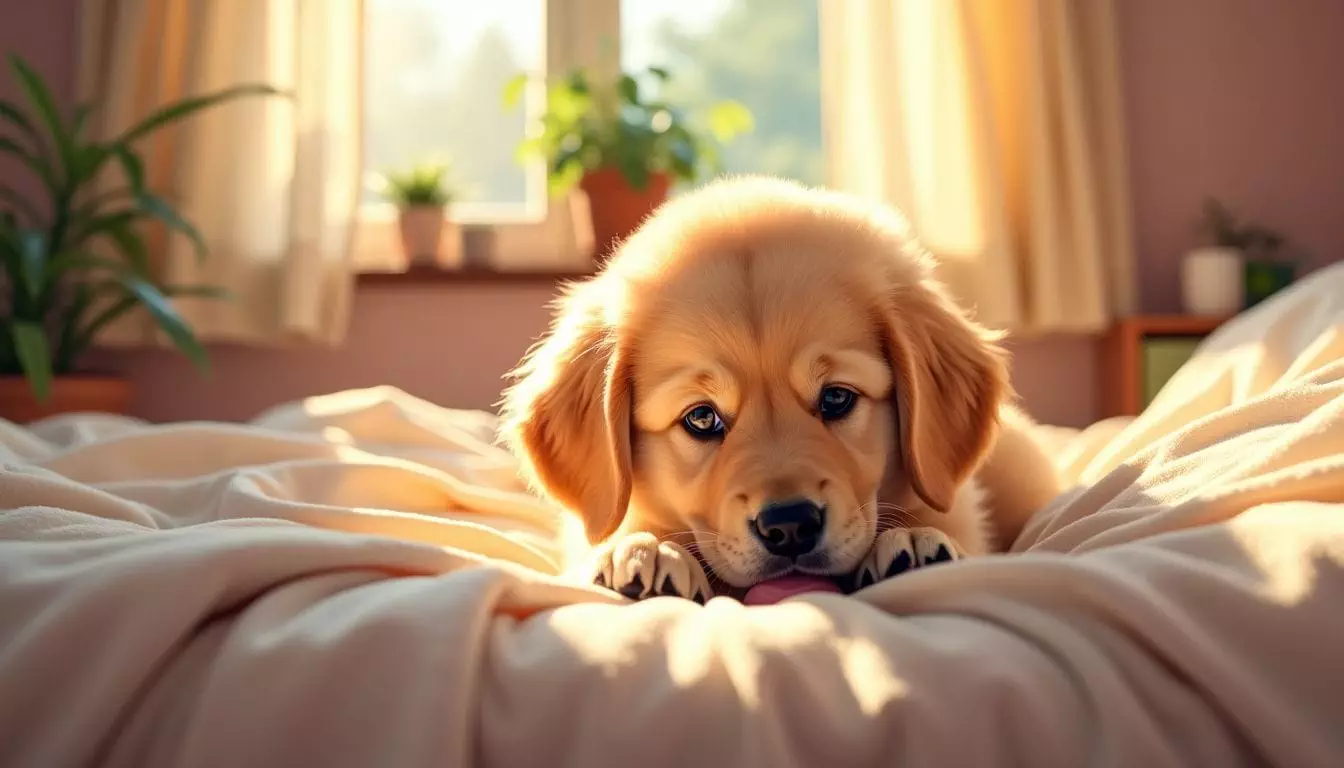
[11,321,53,400]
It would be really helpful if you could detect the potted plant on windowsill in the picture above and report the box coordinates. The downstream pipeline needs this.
[503,64,754,262]
[373,161,460,269]
[0,54,283,423]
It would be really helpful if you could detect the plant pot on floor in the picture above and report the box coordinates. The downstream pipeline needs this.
[0,375,132,424]
[398,205,463,268]
[579,169,671,263]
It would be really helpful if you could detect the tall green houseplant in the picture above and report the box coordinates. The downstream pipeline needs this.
[0,53,283,402]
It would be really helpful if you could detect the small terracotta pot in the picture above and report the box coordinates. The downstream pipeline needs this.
[0,374,133,424]
[578,168,671,263]
[397,205,445,265]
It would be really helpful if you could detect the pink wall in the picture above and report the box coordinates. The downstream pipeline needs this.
[4,0,1343,427]
[87,284,564,423]
[0,0,77,207]
[1123,0,1344,313]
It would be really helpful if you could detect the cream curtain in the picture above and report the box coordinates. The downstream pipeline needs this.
[77,0,362,347]
[821,0,1135,334]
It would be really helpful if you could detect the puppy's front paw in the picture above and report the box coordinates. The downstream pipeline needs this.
[853,527,961,590]
[590,533,713,603]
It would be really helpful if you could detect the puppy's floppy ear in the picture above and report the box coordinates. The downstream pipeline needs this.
[499,279,632,544]
[880,276,1010,513]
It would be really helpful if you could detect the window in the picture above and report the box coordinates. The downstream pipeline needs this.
[357,0,823,270]
[620,0,824,187]
[362,0,545,218]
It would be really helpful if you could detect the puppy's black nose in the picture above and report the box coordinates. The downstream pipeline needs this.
[751,499,826,558]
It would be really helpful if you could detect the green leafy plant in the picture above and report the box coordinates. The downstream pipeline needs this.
[1200,198,1285,256]
[372,161,455,207]
[502,64,755,194]
[0,53,285,401]
[1199,198,1302,308]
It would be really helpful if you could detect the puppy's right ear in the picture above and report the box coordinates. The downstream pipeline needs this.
[880,275,1010,515]
[499,279,632,544]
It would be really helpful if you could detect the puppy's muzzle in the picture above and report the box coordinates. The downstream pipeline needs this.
[750,499,826,558]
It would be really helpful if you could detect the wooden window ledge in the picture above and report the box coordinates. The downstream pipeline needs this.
[357,265,596,287]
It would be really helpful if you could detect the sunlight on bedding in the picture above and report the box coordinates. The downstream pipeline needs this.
[835,633,909,715]
[547,598,911,713]
[1227,504,1343,606]
[5,265,1344,766]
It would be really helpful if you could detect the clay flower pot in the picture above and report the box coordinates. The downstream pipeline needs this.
[0,374,132,424]
[398,205,446,265]
[578,168,671,263]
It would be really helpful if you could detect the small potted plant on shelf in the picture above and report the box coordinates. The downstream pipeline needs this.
[0,53,282,423]
[1183,198,1297,315]
[374,161,460,269]
[503,64,754,261]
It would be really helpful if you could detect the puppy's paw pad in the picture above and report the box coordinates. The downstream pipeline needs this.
[617,574,646,599]
[853,527,961,589]
[854,528,915,589]
[657,575,682,598]
[588,533,712,603]
[911,528,962,567]
[884,550,914,578]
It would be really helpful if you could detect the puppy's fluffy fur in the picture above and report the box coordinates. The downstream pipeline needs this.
[501,176,1060,600]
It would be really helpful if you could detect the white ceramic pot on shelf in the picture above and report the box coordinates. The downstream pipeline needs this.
[1180,246,1244,315]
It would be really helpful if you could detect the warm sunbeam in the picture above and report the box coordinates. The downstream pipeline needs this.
[1227,504,1342,606]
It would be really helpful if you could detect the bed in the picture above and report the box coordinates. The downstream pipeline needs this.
[3,263,1344,767]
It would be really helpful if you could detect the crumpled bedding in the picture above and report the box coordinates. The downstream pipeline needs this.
[3,263,1344,767]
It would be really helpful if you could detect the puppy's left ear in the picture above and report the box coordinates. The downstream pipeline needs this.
[880,276,1011,513]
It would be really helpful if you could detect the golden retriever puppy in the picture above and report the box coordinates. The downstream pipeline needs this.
[500,176,1060,601]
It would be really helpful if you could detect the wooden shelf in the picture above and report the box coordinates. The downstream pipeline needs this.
[1109,314,1228,337]
[1097,314,1231,417]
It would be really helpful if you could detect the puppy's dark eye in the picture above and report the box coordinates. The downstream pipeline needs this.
[818,386,859,422]
[681,404,726,439]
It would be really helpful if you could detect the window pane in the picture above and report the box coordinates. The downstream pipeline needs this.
[363,0,543,211]
[621,0,824,187]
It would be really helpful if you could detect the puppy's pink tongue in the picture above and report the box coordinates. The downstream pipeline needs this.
[743,575,842,606]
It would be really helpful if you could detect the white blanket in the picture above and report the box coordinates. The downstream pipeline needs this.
[3,263,1344,767]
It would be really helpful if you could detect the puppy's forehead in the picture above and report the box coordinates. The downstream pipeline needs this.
[631,241,881,378]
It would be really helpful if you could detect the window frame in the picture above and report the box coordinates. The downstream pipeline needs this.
[354,0,621,273]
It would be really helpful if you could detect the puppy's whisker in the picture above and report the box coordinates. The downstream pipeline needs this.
[850,500,919,529]
[660,529,721,544]
[876,511,918,528]
[696,557,725,583]
[681,538,718,559]
[856,500,909,513]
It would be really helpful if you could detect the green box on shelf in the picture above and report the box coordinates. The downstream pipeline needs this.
[1245,260,1296,309]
